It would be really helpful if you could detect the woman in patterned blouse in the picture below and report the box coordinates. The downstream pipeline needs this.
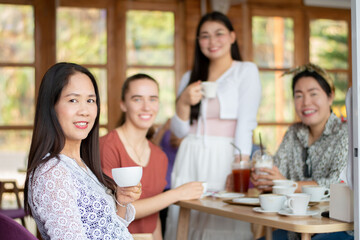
[252,63,348,192]
[252,63,353,240]
[24,62,142,240]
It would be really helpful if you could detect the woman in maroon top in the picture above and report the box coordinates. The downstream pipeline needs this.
[100,73,203,240]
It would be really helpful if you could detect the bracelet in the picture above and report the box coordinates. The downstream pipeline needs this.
[113,190,127,208]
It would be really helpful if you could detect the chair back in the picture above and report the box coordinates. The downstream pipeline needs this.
[0,212,37,240]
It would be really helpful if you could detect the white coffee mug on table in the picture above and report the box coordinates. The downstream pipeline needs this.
[273,179,298,188]
[302,185,330,201]
[285,193,310,215]
[259,194,286,212]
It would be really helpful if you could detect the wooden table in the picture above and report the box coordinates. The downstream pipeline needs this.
[176,197,353,240]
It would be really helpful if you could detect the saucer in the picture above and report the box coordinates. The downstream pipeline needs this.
[233,197,260,205]
[253,207,278,214]
[278,209,319,217]
[213,192,245,199]
[309,198,330,204]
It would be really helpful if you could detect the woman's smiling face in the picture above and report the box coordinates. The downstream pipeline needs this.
[120,78,159,130]
[55,72,98,144]
[294,76,334,129]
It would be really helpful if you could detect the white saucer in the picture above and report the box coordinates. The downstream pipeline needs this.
[309,198,330,203]
[253,207,278,214]
[278,209,319,217]
[233,198,259,205]
[213,192,245,199]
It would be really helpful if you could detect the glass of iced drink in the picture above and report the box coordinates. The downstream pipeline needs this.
[232,161,251,193]
[252,150,273,189]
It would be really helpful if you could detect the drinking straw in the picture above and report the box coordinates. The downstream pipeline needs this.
[259,133,264,156]
[230,142,242,161]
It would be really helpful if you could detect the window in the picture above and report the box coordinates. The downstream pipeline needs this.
[0,4,34,175]
[251,11,298,153]
[57,6,108,125]
[251,8,350,154]
[126,10,175,124]
[310,18,349,118]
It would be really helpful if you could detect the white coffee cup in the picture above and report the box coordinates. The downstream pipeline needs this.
[201,82,217,98]
[272,185,297,195]
[112,166,142,187]
[201,182,208,198]
[259,194,286,212]
[273,180,298,189]
[285,193,310,215]
[302,185,330,201]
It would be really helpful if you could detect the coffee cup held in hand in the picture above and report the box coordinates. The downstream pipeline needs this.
[301,185,330,201]
[112,166,143,187]
[201,82,218,98]
[201,182,208,198]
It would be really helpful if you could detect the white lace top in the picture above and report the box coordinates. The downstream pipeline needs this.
[28,154,135,240]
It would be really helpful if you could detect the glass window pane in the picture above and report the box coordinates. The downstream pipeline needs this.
[257,71,294,123]
[310,19,348,69]
[0,67,35,125]
[252,16,294,68]
[57,7,107,64]
[0,130,32,187]
[99,127,108,137]
[126,10,174,66]
[0,4,34,63]
[330,72,348,118]
[126,68,175,124]
[254,125,289,155]
[88,68,107,125]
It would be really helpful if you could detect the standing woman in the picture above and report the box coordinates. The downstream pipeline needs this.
[100,74,203,240]
[166,11,261,240]
[24,62,141,240]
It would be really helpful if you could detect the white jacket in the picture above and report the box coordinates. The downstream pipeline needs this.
[171,61,262,155]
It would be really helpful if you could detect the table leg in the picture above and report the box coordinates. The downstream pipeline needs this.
[301,233,311,240]
[265,226,272,240]
[176,207,190,240]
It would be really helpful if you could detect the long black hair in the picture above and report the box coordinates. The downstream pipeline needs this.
[187,11,242,123]
[117,73,159,139]
[24,62,115,214]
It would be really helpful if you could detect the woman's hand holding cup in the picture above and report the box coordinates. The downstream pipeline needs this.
[175,181,204,201]
[251,166,286,192]
[116,182,142,205]
[179,81,203,107]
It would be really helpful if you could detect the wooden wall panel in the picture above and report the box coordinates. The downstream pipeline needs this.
[34,0,56,97]
[184,0,201,70]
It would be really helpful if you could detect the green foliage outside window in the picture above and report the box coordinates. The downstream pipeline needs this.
[57,7,107,64]
[0,4,34,63]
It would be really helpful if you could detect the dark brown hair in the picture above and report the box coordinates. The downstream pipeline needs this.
[24,62,115,214]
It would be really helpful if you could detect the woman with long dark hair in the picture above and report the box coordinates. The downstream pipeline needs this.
[24,62,141,239]
[166,11,261,240]
[100,73,203,240]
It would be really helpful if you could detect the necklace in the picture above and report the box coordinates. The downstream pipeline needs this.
[120,128,147,165]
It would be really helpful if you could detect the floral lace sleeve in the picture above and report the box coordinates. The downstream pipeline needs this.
[30,158,134,240]
[30,162,87,239]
